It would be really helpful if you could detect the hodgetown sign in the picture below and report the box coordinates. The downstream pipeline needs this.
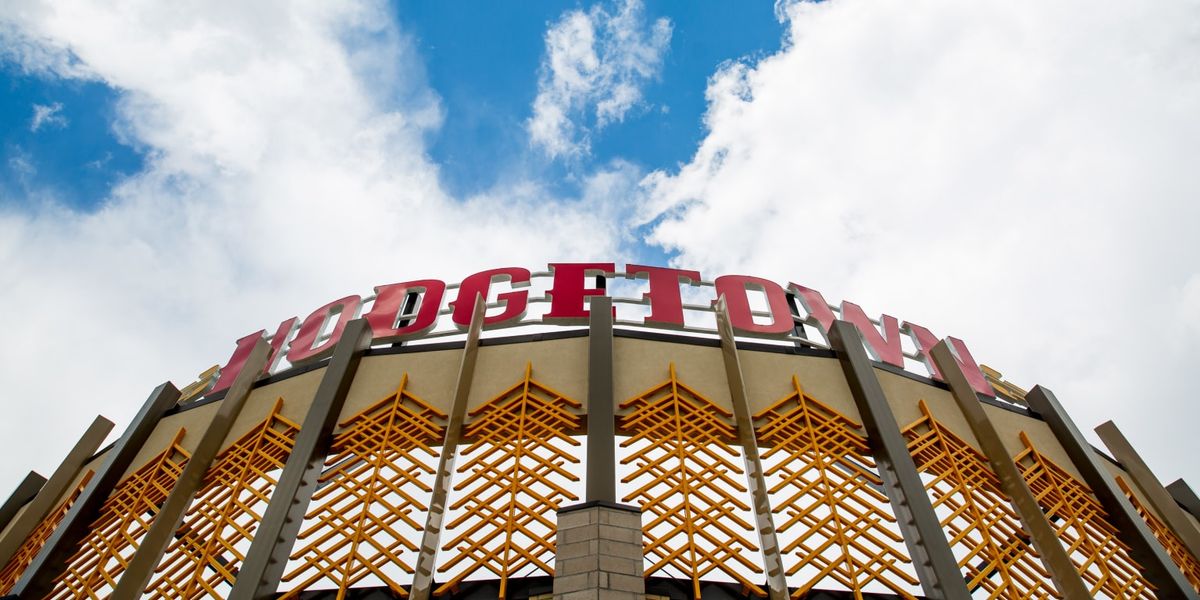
[210,262,995,399]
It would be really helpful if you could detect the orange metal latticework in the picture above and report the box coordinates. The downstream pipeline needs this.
[1013,432,1154,599]
[0,471,94,594]
[143,398,300,599]
[1116,475,1200,593]
[436,363,582,597]
[281,374,446,598]
[619,363,765,599]
[48,429,191,600]
[901,400,1059,599]
[754,376,918,599]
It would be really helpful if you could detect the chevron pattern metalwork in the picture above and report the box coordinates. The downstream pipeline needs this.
[435,363,582,598]
[0,471,94,594]
[1014,432,1153,598]
[902,400,1058,598]
[754,376,918,599]
[48,429,191,599]
[1116,475,1200,592]
[144,398,299,599]
[619,363,765,599]
[280,374,446,598]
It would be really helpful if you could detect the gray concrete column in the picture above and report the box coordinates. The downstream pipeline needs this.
[227,318,374,599]
[930,342,1091,600]
[714,296,788,600]
[410,296,486,600]
[109,337,272,600]
[828,321,970,600]
[11,381,181,598]
[553,502,645,600]
[586,296,616,504]
[1024,386,1198,599]
[1096,421,1200,563]
[0,416,112,571]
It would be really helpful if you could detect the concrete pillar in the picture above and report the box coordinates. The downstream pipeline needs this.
[553,502,645,600]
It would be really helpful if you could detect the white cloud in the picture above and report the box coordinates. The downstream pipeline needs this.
[527,0,672,158]
[643,0,1200,485]
[0,0,640,492]
[29,101,66,131]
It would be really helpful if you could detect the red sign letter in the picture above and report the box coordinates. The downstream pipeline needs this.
[365,279,446,342]
[839,301,904,368]
[451,267,531,328]
[788,283,836,333]
[211,317,298,395]
[627,264,701,327]
[714,275,794,335]
[287,295,362,366]
[544,262,615,322]
[905,321,995,397]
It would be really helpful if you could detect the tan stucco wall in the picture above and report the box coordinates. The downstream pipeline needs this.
[339,349,464,424]
[738,351,861,422]
[468,338,590,412]
[612,338,733,414]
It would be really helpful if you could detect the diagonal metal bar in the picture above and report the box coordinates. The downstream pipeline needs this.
[930,340,1091,599]
[714,295,788,600]
[109,337,272,600]
[0,415,112,571]
[1025,385,1198,599]
[0,472,47,542]
[828,320,970,600]
[1096,420,1200,563]
[409,295,485,600]
[226,318,374,599]
[10,380,182,598]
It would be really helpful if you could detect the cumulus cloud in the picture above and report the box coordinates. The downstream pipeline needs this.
[527,0,671,158]
[0,0,640,491]
[643,0,1200,484]
[29,101,66,131]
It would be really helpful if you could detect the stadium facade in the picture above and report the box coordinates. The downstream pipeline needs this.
[0,262,1198,600]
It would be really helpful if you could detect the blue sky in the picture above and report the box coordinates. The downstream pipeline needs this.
[0,0,1198,508]
[0,1,780,214]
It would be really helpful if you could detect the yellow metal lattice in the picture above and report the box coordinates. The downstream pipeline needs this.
[144,398,300,599]
[1013,433,1154,598]
[436,363,582,597]
[0,471,94,594]
[1117,475,1200,592]
[281,374,446,598]
[619,363,765,599]
[48,429,191,600]
[754,376,918,599]
[902,400,1059,599]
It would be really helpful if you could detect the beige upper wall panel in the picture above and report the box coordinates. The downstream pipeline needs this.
[981,403,1084,482]
[339,349,464,422]
[120,401,220,481]
[221,367,326,449]
[612,338,732,413]
[738,351,861,422]
[468,338,589,412]
[874,368,981,450]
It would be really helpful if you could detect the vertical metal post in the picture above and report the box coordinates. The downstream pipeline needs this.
[0,472,46,539]
[930,342,1091,599]
[410,297,486,600]
[1096,421,1200,561]
[1169,479,1200,522]
[0,416,113,569]
[585,295,616,504]
[227,318,374,599]
[1024,386,1198,599]
[110,337,272,600]
[714,296,788,600]
[11,381,181,598]
[828,321,970,600]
